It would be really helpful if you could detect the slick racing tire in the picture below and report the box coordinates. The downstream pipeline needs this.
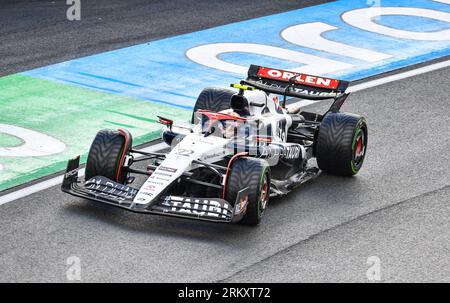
[85,129,133,184]
[191,87,235,124]
[315,112,367,176]
[225,157,270,226]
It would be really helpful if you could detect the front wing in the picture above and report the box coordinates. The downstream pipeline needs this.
[61,157,247,223]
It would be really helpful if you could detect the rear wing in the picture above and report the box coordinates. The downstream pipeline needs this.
[242,65,349,101]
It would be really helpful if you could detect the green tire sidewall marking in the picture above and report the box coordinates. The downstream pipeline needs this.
[257,164,270,218]
[351,119,366,174]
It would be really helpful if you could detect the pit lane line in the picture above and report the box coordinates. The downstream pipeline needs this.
[1,58,450,206]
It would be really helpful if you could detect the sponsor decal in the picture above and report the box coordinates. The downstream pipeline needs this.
[158,166,178,173]
[258,145,281,159]
[153,171,173,178]
[143,184,157,191]
[161,196,231,218]
[153,176,171,182]
[141,180,163,192]
[64,168,78,179]
[254,80,338,97]
[283,145,301,160]
[175,149,194,156]
[197,139,216,145]
[269,143,302,160]
[139,192,154,198]
[147,180,164,186]
[257,67,340,89]
[85,178,137,202]
[202,151,225,160]
[293,87,337,97]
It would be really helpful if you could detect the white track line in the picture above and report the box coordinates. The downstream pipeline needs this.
[0,142,167,206]
[348,60,450,93]
[293,59,450,107]
[1,59,450,205]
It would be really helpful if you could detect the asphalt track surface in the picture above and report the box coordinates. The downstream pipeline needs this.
[0,0,328,77]
[1,1,449,282]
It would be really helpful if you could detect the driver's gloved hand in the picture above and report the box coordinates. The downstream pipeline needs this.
[286,103,301,114]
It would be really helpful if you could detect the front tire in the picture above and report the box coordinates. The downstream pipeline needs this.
[315,112,368,176]
[225,158,270,226]
[85,129,132,184]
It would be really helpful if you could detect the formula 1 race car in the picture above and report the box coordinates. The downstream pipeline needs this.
[62,65,367,225]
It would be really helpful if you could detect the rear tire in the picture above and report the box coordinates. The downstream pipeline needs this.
[315,112,368,176]
[85,129,132,184]
[191,87,235,124]
[225,157,270,226]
